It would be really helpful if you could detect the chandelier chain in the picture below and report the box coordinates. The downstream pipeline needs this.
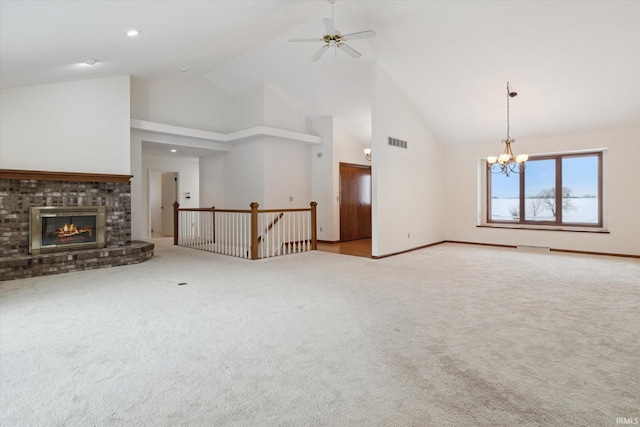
[506,82,510,141]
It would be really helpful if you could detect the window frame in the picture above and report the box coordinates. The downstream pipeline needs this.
[487,151,603,228]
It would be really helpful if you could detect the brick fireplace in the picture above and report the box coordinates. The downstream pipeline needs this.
[0,169,154,281]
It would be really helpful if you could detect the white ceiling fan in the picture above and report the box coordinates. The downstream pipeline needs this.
[289,0,375,61]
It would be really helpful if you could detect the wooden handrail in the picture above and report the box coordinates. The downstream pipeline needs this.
[253,208,315,213]
[175,207,313,214]
[257,212,284,243]
[177,208,250,213]
[173,207,224,212]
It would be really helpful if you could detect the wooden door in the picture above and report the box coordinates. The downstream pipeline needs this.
[340,163,372,241]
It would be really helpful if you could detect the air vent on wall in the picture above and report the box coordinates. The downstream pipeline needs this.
[388,137,408,149]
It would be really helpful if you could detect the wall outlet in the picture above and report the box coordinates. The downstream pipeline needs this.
[320,226,323,232]
[408,232,410,238]
[289,196,293,202]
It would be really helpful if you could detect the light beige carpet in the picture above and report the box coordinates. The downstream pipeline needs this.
[1,240,639,426]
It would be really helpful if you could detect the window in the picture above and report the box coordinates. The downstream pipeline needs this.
[488,152,602,227]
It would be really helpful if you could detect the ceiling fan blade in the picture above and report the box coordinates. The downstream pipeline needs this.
[323,18,335,35]
[311,45,330,61]
[289,38,324,43]
[341,30,376,41]
[337,43,361,59]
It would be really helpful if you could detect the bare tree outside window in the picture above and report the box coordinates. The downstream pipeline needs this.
[538,187,574,219]
[527,197,545,219]
[509,198,543,220]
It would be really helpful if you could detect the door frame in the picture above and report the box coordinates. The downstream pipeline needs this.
[148,168,179,238]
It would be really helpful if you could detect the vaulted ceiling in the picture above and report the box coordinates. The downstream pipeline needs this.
[2,0,639,147]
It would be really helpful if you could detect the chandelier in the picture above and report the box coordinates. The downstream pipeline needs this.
[486,82,528,176]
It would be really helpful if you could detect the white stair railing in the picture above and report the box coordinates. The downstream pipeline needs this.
[173,202,317,260]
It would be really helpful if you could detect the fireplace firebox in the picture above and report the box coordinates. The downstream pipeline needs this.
[29,206,106,254]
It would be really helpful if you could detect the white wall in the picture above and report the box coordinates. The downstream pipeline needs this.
[334,121,370,166]
[224,83,308,133]
[140,155,200,239]
[227,85,265,132]
[444,126,640,256]
[130,135,143,240]
[211,140,265,209]
[308,117,335,241]
[149,171,162,234]
[130,76,231,132]
[372,65,446,257]
[199,153,226,208]
[263,137,311,209]
[200,137,313,210]
[263,84,307,133]
[0,76,130,174]
[199,84,317,211]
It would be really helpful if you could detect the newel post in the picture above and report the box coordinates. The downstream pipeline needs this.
[250,202,259,260]
[173,201,180,245]
[310,201,318,250]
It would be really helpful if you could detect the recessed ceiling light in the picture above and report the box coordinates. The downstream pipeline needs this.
[170,149,177,153]
[126,29,140,37]
[83,59,97,66]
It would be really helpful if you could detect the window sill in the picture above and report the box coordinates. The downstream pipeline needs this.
[478,224,609,233]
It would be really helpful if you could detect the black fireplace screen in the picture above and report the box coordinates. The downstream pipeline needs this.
[41,215,97,246]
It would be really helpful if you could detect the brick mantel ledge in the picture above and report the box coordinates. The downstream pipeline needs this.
[0,169,133,183]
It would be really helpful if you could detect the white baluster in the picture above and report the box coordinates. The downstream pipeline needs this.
[240,213,244,258]
[225,213,229,255]
[265,214,270,258]
[298,211,301,252]
[288,213,292,253]
[275,213,279,256]
[305,211,308,251]
[235,213,239,257]
[222,212,226,254]
[221,213,225,254]
[190,211,194,247]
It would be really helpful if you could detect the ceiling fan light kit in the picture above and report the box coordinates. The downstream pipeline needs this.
[289,0,375,61]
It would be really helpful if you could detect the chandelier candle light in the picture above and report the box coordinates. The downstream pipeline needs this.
[487,82,528,176]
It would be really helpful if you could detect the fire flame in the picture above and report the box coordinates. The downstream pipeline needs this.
[56,223,92,238]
